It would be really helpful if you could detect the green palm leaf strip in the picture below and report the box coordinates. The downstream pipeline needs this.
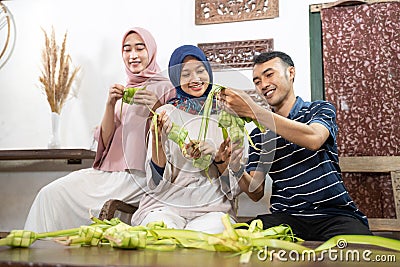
[146,104,210,175]
[1,214,399,264]
[199,84,264,152]
[152,112,159,162]
[198,84,224,141]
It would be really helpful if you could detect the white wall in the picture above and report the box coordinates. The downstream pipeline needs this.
[0,0,334,149]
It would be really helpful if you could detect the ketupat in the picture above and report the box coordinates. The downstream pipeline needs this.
[0,230,38,247]
[167,122,189,150]
[55,225,103,246]
[0,216,122,248]
[218,110,232,129]
[200,84,264,152]
[1,214,400,264]
[105,230,147,249]
[219,112,260,150]
[193,153,213,175]
[122,87,145,104]
[228,126,244,146]
[167,122,212,174]
[120,86,146,117]
[0,228,80,248]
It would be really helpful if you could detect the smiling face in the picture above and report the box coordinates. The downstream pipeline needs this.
[122,32,149,74]
[252,57,295,114]
[179,56,210,98]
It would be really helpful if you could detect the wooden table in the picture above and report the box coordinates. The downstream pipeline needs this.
[0,240,399,267]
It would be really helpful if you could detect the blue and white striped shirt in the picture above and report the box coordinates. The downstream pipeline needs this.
[246,97,368,226]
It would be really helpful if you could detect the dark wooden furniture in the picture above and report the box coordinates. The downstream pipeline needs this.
[0,149,96,172]
[339,156,400,233]
[99,199,138,224]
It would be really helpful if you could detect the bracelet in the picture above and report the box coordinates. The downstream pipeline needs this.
[213,159,225,165]
[228,164,245,179]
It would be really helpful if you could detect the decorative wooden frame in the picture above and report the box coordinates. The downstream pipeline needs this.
[198,38,274,70]
[310,0,400,13]
[195,0,279,25]
[245,89,269,109]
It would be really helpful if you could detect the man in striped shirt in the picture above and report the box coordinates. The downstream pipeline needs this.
[220,51,371,241]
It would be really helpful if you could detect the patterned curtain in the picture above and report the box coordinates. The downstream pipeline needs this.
[321,2,400,218]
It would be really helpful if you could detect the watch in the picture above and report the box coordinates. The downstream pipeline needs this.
[213,159,225,164]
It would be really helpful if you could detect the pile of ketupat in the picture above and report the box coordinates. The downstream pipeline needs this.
[1,213,400,264]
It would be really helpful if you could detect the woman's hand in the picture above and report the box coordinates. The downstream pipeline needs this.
[151,111,171,167]
[134,90,162,111]
[185,140,216,160]
[107,84,125,107]
[151,110,172,147]
[229,140,245,173]
[214,138,231,163]
[213,138,231,174]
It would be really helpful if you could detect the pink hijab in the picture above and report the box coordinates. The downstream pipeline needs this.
[93,27,175,172]
[123,27,167,87]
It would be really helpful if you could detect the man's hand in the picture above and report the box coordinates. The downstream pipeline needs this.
[219,88,258,119]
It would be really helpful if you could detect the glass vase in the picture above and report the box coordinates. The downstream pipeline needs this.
[48,112,61,149]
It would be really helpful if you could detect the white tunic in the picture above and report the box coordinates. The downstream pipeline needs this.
[23,169,146,232]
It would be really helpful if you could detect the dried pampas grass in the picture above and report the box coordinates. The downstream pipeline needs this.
[39,27,80,114]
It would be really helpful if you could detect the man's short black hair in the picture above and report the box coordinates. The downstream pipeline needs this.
[253,51,294,67]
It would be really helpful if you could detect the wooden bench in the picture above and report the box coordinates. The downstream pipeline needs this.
[339,156,400,232]
[100,156,400,234]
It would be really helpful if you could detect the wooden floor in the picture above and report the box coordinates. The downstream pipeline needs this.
[0,239,399,267]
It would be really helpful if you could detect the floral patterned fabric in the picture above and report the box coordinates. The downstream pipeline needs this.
[321,3,400,219]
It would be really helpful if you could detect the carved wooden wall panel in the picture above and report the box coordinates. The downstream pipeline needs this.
[198,39,273,69]
[245,89,269,109]
[195,0,279,25]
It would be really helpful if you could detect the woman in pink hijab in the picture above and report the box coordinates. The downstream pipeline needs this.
[24,27,175,232]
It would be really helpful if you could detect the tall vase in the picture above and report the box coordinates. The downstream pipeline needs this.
[48,112,61,149]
